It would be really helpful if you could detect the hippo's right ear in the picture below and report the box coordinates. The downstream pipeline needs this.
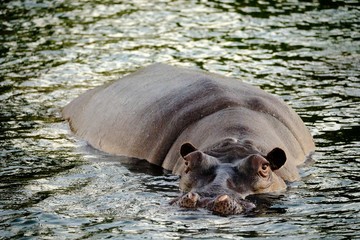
[180,142,198,158]
[265,147,286,170]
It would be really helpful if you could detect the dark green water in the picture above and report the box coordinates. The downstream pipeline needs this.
[1,0,359,239]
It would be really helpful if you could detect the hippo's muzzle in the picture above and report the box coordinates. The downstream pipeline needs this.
[170,192,256,216]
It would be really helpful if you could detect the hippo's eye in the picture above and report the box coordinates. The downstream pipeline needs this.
[259,163,270,178]
[262,164,269,170]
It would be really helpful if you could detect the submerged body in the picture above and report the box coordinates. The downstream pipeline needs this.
[63,64,315,215]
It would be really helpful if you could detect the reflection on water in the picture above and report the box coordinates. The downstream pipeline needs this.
[1,0,359,239]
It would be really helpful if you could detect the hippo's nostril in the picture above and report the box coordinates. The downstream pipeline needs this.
[210,195,242,216]
[206,195,257,216]
[174,192,200,208]
[188,192,199,202]
[216,195,229,203]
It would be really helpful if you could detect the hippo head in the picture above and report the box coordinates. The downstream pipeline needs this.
[171,140,287,215]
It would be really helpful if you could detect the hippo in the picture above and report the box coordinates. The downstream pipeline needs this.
[62,63,315,215]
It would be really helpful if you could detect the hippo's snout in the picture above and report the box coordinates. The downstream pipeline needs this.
[171,192,256,216]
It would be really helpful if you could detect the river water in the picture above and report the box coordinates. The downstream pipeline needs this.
[1,0,359,239]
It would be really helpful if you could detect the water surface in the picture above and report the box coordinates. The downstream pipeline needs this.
[1,0,359,239]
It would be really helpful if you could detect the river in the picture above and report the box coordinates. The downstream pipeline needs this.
[1,0,359,239]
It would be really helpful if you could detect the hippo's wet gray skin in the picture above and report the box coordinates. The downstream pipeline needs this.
[62,64,315,215]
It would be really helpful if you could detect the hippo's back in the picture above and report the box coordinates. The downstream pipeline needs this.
[63,64,314,176]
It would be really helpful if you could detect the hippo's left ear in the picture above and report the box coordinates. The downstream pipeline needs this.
[180,142,198,158]
[265,148,286,170]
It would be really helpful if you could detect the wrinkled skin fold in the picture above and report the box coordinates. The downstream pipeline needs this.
[62,64,315,216]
